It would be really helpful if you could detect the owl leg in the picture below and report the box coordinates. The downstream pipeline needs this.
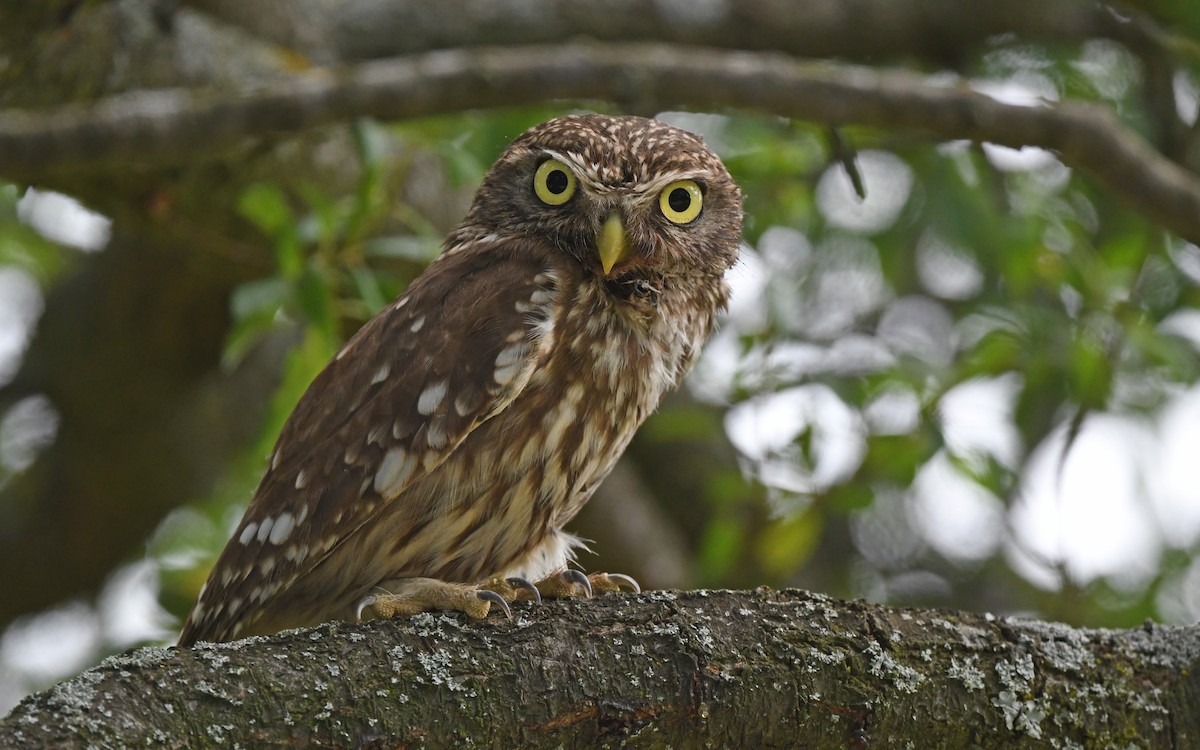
[356,578,512,621]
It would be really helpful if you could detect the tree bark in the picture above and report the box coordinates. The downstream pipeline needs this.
[1,589,1196,748]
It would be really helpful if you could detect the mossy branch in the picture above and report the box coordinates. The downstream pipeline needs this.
[2,589,1197,748]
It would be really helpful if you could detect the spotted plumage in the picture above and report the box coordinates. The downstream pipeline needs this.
[179,114,743,645]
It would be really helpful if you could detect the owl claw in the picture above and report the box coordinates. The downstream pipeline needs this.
[601,573,641,593]
[562,569,593,598]
[355,595,377,621]
[505,576,542,605]
[477,589,512,619]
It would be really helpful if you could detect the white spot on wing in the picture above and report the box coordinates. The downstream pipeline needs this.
[495,342,528,368]
[494,362,521,386]
[257,516,275,543]
[371,364,391,385]
[410,315,426,333]
[294,470,307,490]
[239,522,258,545]
[268,512,295,545]
[418,381,448,415]
[374,447,417,498]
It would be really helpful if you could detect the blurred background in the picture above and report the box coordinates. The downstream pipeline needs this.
[3,0,1200,715]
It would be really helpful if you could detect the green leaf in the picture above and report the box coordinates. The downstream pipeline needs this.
[350,265,390,316]
[237,183,293,236]
[1067,334,1111,408]
[296,266,339,348]
[238,184,303,278]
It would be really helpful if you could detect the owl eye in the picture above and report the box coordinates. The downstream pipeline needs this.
[659,180,703,224]
[534,159,578,206]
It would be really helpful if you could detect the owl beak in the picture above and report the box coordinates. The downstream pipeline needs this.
[597,211,630,275]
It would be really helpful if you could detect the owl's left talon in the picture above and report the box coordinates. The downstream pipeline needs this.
[476,589,512,619]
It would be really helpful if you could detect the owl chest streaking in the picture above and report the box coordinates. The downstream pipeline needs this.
[179,114,743,645]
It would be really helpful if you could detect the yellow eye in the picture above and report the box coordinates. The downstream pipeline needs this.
[659,180,703,224]
[533,159,577,205]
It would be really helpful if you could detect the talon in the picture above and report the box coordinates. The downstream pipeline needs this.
[476,589,512,619]
[355,595,376,621]
[563,569,593,598]
[605,573,641,593]
[506,576,542,605]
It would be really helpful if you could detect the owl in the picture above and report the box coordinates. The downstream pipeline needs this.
[178,114,743,645]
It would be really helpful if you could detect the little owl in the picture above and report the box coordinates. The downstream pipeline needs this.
[179,114,743,645]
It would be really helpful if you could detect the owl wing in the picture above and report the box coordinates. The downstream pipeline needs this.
[180,243,560,643]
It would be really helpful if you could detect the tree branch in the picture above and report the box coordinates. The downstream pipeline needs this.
[4,43,1199,243]
[175,0,1116,65]
[1,589,1196,748]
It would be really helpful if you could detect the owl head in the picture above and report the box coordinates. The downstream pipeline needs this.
[463,114,743,283]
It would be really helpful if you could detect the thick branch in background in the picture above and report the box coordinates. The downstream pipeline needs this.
[290,0,1118,63]
[0,0,1121,99]
[1,590,1196,748]
[4,44,1200,245]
